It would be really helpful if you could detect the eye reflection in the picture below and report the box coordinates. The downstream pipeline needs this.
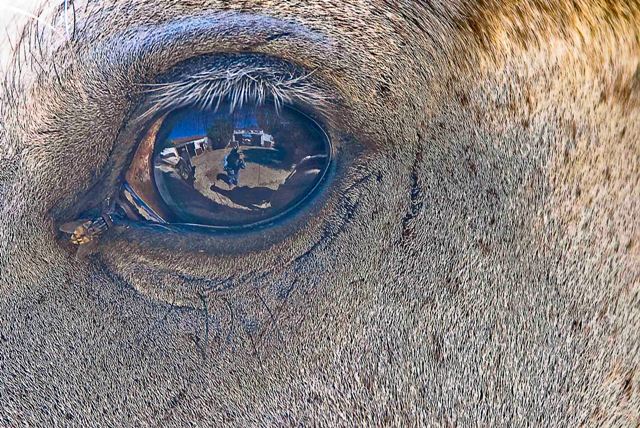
[123,101,331,229]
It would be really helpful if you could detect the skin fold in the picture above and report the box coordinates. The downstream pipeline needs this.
[0,0,638,425]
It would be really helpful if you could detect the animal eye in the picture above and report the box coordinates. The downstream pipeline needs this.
[122,99,332,229]
[59,54,339,247]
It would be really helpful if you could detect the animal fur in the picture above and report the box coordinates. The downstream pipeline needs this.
[0,0,638,425]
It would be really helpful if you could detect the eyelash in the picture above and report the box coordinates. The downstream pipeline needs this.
[139,53,332,121]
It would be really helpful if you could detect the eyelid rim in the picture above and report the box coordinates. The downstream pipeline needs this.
[116,53,340,230]
[52,53,347,227]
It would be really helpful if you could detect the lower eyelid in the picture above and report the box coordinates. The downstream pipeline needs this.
[65,130,363,304]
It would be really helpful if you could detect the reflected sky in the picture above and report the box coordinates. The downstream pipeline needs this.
[166,105,263,141]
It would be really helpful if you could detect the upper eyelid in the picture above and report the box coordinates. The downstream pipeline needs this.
[91,13,342,133]
[87,11,334,77]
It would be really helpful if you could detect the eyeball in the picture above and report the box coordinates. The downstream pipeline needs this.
[122,100,332,229]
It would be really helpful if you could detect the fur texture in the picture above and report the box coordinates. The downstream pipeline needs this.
[0,0,639,426]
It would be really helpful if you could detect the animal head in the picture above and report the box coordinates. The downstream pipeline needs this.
[1,1,638,425]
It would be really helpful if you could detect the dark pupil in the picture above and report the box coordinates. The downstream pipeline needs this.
[152,102,331,228]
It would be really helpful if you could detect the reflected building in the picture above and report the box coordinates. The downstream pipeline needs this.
[156,136,212,180]
[232,129,274,148]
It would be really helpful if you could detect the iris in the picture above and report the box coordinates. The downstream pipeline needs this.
[123,101,332,229]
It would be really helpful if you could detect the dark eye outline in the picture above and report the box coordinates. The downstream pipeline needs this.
[58,53,347,246]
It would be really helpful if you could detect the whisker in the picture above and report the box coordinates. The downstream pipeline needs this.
[0,2,66,38]
[64,0,70,38]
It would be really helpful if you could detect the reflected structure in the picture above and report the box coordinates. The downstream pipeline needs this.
[146,102,331,227]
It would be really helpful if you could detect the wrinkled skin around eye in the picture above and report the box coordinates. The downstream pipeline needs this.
[0,1,639,426]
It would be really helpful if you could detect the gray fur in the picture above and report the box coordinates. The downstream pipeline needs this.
[0,0,639,426]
